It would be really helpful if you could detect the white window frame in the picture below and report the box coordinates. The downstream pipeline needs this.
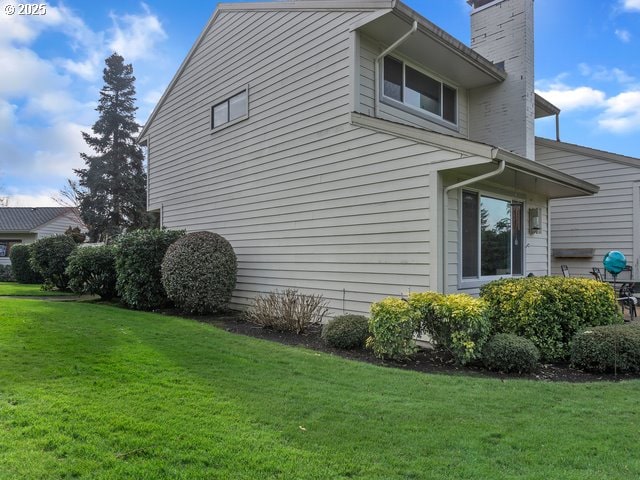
[210,84,249,133]
[381,55,458,127]
[458,188,526,289]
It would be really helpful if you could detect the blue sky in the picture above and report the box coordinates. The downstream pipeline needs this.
[1,0,639,206]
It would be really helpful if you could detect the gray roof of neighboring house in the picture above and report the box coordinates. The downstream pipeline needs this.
[0,207,79,232]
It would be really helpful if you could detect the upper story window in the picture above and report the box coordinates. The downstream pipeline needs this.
[211,88,248,130]
[383,56,457,125]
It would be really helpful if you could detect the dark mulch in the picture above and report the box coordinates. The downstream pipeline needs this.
[162,309,640,383]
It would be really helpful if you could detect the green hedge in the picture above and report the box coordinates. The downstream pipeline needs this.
[571,324,640,373]
[409,292,490,365]
[0,264,14,282]
[9,244,42,284]
[29,235,77,290]
[321,314,369,350]
[161,231,237,314]
[480,277,622,362]
[66,245,117,299]
[482,334,540,374]
[367,292,489,364]
[115,229,184,310]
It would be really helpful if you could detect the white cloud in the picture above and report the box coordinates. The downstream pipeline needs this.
[4,189,60,207]
[535,83,606,111]
[615,29,632,42]
[577,64,635,84]
[108,4,167,61]
[0,100,17,131]
[0,46,70,96]
[622,0,640,12]
[599,90,640,133]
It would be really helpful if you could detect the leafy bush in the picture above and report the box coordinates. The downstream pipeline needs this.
[482,334,540,373]
[161,231,237,314]
[480,277,622,362]
[409,292,490,365]
[571,324,640,373]
[64,226,86,244]
[321,314,369,349]
[367,297,419,361]
[9,244,42,284]
[66,245,117,299]
[367,292,490,364]
[245,289,328,334]
[115,229,184,310]
[0,264,14,282]
[29,235,77,290]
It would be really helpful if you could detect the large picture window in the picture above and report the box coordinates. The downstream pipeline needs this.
[462,191,523,279]
[383,56,457,125]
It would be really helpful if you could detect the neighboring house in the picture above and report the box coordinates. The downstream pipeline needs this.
[139,0,598,315]
[0,207,85,266]
[536,139,640,278]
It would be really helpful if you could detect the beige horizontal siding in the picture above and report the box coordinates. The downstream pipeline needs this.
[537,140,640,277]
[146,8,468,315]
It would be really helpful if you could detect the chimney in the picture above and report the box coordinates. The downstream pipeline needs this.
[467,0,535,160]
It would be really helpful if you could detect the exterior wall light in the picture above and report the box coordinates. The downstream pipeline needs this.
[528,207,542,234]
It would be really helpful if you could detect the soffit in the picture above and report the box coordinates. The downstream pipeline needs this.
[357,10,506,89]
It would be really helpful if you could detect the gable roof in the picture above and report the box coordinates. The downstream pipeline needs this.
[0,207,79,233]
[536,137,640,168]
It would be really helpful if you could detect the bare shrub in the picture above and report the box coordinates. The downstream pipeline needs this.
[245,289,329,334]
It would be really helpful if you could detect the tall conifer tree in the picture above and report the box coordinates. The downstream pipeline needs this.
[74,53,149,241]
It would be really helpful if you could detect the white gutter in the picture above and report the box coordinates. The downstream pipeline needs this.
[441,156,505,293]
[374,20,417,117]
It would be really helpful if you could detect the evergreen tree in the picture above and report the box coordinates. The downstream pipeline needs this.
[73,53,149,242]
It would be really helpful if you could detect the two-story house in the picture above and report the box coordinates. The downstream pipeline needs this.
[139,0,598,315]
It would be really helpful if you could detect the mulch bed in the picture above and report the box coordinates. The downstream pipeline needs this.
[164,309,640,383]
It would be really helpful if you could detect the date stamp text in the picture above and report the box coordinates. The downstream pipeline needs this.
[4,3,47,15]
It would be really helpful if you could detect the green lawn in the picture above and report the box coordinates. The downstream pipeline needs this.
[1,299,639,479]
[0,281,72,296]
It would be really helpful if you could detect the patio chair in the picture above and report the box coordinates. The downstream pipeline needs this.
[591,267,604,281]
[618,283,637,321]
[561,264,570,277]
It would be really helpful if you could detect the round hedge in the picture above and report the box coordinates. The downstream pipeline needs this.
[482,333,540,374]
[9,244,42,284]
[161,231,237,314]
[571,324,640,373]
[321,314,369,349]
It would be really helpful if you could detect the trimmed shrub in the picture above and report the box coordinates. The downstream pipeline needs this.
[29,235,77,290]
[321,314,369,349]
[66,245,117,299]
[161,231,237,314]
[571,324,640,373]
[409,292,490,365]
[367,297,419,361]
[115,229,184,310]
[245,289,329,334]
[0,264,14,282]
[480,277,622,362]
[10,244,42,284]
[482,334,540,373]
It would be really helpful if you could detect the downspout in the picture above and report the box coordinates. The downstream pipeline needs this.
[441,155,505,293]
[374,20,418,117]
